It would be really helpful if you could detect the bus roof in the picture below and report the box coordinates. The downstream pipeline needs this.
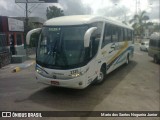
[44,15,133,30]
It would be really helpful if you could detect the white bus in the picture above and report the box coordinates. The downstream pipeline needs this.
[26,15,134,89]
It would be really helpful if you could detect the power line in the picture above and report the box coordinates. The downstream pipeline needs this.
[28,4,41,15]
[28,4,38,11]
[16,3,25,11]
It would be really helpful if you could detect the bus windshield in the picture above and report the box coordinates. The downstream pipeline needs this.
[37,25,89,69]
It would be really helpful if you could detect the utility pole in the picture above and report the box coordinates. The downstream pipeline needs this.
[25,0,28,32]
[24,0,29,49]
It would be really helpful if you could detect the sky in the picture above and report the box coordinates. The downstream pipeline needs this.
[0,0,159,23]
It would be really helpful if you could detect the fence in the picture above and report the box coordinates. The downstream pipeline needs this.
[0,51,11,68]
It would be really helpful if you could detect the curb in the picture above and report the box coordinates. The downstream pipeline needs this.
[12,61,35,73]
[12,67,21,73]
[26,61,35,67]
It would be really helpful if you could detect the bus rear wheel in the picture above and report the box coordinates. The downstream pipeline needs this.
[154,55,158,63]
[125,54,130,65]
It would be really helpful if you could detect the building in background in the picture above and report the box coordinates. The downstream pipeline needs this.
[0,16,26,67]
[11,17,45,28]
[0,16,25,55]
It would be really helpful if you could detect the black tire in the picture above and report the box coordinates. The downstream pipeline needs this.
[154,55,158,64]
[140,47,142,51]
[125,54,130,65]
[0,57,1,68]
[93,66,106,85]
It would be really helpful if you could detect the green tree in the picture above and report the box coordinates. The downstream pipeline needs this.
[130,11,149,38]
[46,6,64,19]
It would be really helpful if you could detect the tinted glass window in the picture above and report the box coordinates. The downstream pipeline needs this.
[124,29,128,40]
[131,31,134,42]
[150,39,160,48]
[128,30,132,41]
[112,26,118,42]
[102,24,112,48]
[150,39,156,47]
[37,26,88,68]
[90,22,103,57]
[118,28,123,42]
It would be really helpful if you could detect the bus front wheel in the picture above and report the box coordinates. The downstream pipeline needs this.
[93,66,106,84]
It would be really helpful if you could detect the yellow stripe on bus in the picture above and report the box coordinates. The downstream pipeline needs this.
[108,41,128,64]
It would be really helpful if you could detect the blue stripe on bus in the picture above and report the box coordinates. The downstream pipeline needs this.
[106,46,134,70]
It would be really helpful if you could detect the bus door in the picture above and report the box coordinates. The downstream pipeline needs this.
[102,24,119,73]
[109,26,122,70]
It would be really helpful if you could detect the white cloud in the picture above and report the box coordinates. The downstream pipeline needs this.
[0,0,159,22]
[82,0,159,22]
[0,0,8,9]
[59,0,92,15]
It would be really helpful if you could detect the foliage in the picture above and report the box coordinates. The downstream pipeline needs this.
[129,11,149,37]
[46,6,64,19]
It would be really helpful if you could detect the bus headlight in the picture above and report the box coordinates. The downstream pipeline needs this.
[70,68,89,78]
[36,68,43,75]
[36,65,48,75]
[71,73,80,78]
[36,69,42,74]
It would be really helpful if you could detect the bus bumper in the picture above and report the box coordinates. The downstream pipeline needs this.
[35,72,88,89]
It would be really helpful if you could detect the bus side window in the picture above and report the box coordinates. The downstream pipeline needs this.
[124,28,128,41]
[128,30,132,41]
[90,22,103,57]
[102,24,112,48]
[112,26,118,42]
[131,31,134,43]
[118,28,123,42]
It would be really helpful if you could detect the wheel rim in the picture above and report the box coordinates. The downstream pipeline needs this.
[98,71,104,82]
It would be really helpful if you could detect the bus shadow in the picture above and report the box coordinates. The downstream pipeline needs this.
[27,61,137,111]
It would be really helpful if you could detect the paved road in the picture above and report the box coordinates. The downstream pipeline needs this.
[0,44,159,120]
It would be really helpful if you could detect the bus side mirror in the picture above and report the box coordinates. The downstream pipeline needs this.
[84,27,97,47]
[26,28,42,45]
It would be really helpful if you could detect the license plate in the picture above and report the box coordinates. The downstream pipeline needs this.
[51,81,59,85]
